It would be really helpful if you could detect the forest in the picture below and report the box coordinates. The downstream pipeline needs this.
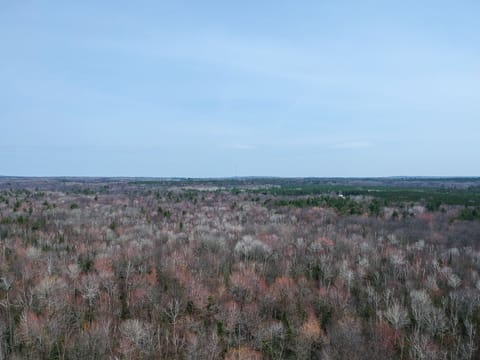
[1,177,480,359]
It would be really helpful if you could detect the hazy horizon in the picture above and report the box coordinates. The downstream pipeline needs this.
[2,1,479,177]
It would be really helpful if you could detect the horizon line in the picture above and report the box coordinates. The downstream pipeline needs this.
[1,175,480,180]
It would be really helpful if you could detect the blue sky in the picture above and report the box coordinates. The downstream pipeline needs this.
[1,1,479,177]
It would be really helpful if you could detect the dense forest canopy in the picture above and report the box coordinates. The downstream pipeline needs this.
[1,177,480,359]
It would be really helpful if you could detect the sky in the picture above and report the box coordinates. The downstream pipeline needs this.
[1,0,479,177]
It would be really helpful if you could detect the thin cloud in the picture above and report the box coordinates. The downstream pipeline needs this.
[333,141,373,149]
[224,144,257,150]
